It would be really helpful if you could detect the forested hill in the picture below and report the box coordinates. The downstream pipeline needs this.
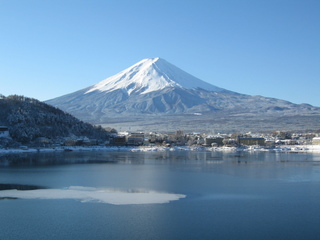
[0,95,111,143]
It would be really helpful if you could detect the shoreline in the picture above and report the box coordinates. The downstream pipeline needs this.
[1,144,320,154]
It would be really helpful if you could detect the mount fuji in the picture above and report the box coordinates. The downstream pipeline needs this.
[85,57,228,95]
[46,58,320,132]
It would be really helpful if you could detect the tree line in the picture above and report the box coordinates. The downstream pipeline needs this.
[0,95,111,144]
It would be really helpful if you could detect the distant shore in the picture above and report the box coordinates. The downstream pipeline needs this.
[1,145,320,154]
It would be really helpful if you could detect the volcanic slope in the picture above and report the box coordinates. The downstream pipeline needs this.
[46,58,320,132]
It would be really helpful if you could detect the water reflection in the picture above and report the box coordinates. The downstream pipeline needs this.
[0,150,319,167]
[1,150,320,240]
[0,183,45,191]
[1,150,320,183]
[0,151,144,167]
[0,150,243,167]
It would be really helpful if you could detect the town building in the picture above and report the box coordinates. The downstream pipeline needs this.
[238,137,265,146]
[0,126,10,138]
[127,132,144,146]
[312,137,320,145]
[204,137,224,147]
[112,136,127,146]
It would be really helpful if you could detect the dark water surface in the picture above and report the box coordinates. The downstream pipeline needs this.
[1,150,320,240]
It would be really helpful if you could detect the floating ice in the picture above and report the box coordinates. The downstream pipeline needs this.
[0,186,186,205]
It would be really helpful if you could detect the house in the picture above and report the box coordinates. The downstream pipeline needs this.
[64,138,78,146]
[312,137,320,145]
[238,137,265,146]
[204,137,224,147]
[223,138,238,147]
[0,126,10,138]
[127,132,144,146]
[35,137,52,146]
[112,136,127,146]
[282,139,298,145]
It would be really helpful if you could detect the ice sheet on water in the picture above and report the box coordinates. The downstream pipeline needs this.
[0,186,186,205]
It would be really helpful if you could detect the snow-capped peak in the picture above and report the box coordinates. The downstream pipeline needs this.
[85,57,226,95]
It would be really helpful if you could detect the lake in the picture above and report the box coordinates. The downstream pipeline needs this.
[1,150,320,240]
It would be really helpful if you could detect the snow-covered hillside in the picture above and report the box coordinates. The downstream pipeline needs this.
[85,58,228,95]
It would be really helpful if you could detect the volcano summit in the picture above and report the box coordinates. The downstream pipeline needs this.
[46,58,320,132]
[85,57,228,95]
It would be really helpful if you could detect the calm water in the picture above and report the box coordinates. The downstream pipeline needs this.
[1,150,320,240]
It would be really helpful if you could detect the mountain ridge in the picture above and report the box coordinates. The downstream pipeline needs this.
[84,58,229,96]
[46,58,320,132]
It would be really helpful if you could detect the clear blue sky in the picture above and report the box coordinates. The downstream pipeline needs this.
[1,0,319,106]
